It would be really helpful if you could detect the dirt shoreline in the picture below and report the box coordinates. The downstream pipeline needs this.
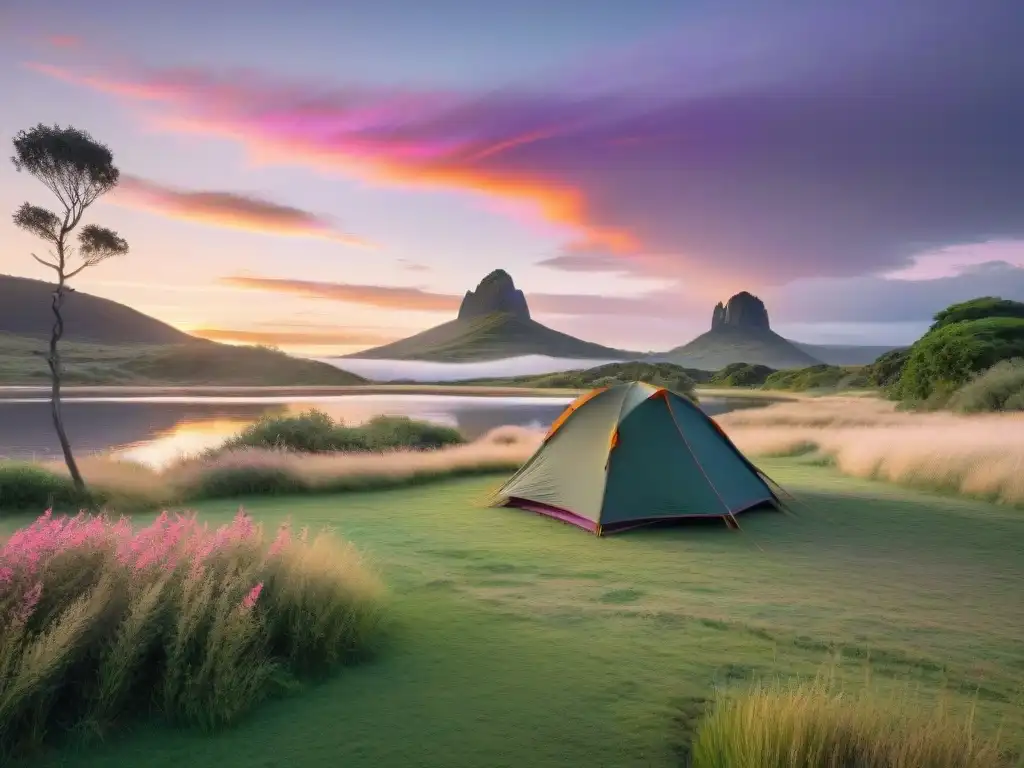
[0,384,804,401]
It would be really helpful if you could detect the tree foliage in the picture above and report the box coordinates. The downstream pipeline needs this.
[865,347,911,389]
[709,362,775,387]
[893,317,1024,401]
[929,297,1024,332]
[11,124,128,276]
[11,123,119,208]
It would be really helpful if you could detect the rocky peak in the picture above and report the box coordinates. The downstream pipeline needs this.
[458,269,531,320]
[711,291,770,331]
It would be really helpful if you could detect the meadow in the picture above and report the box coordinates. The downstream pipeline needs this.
[2,462,1021,766]
[2,396,1023,766]
[719,397,1024,506]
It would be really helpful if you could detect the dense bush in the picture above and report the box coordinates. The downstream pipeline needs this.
[0,509,384,758]
[220,410,465,454]
[709,362,775,387]
[893,317,1024,402]
[929,297,1024,332]
[690,682,1009,767]
[761,364,869,392]
[0,463,87,510]
[946,358,1024,413]
[864,347,910,389]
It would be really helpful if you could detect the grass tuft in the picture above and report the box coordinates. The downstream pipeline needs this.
[691,680,1012,768]
[947,359,1024,413]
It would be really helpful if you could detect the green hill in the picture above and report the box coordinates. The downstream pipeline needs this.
[656,292,822,370]
[0,274,366,386]
[662,326,821,370]
[348,313,635,362]
[349,270,636,362]
[0,274,190,344]
[0,333,368,386]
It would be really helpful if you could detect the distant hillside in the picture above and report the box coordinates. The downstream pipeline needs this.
[0,274,191,344]
[0,334,368,386]
[0,274,366,386]
[349,270,637,362]
[659,292,822,370]
[791,341,904,366]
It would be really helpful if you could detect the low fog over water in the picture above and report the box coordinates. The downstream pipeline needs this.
[319,356,624,382]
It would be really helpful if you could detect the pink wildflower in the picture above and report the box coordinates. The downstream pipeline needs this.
[268,522,291,557]
[240,582,263,612]
[14,581,43,625]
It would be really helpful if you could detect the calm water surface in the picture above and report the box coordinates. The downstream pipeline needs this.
[0,394,770,468]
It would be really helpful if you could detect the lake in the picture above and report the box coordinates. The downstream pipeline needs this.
[0,393,770,468]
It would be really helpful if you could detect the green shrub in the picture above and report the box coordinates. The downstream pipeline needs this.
[946,358,1024,413]
[0,463,89,511]
[359,415,464,451]
[865,348,910,389]
[220,409,465,454]
[180,464,308,498]
[763,365,849,392]
[893,317,1024,402]
[224,410,347,453]
[710,362,775,387]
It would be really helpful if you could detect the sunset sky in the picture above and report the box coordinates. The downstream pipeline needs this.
[2,0,1023,355]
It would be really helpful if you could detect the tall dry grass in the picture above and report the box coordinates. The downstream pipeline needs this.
[0,509,385,757]
[7,401,1022,511]
[13,426,544,511]
[718,397,1024,505]
[691,679,1012,767]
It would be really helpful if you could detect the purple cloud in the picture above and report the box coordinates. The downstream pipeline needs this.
[27,0,1024,286]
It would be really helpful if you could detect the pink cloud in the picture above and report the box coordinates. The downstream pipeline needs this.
[24,2,1024,287]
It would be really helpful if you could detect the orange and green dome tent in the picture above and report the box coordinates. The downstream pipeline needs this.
[491,381,783,535]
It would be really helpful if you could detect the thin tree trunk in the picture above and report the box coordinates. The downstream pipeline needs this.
[48,281,85,492]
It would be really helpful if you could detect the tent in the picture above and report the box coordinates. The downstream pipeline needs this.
[492,381,782,535]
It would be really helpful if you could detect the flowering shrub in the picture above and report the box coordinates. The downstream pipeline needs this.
[0,508,385,758]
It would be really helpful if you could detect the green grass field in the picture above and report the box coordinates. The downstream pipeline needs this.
[6,458,1023,767]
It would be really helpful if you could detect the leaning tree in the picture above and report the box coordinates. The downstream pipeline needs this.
[11,124,129,492]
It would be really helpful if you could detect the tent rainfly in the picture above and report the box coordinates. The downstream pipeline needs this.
[492,381,782,535]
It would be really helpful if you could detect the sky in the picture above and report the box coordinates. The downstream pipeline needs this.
[2,0,1024,355]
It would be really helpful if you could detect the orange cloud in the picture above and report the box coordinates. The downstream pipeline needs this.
[23,62,639,257]
[191,327,398,346]
[112,175,372,247]
[221,276,460,312]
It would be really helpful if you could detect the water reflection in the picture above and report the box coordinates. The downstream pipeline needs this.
[0,394,768,468]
